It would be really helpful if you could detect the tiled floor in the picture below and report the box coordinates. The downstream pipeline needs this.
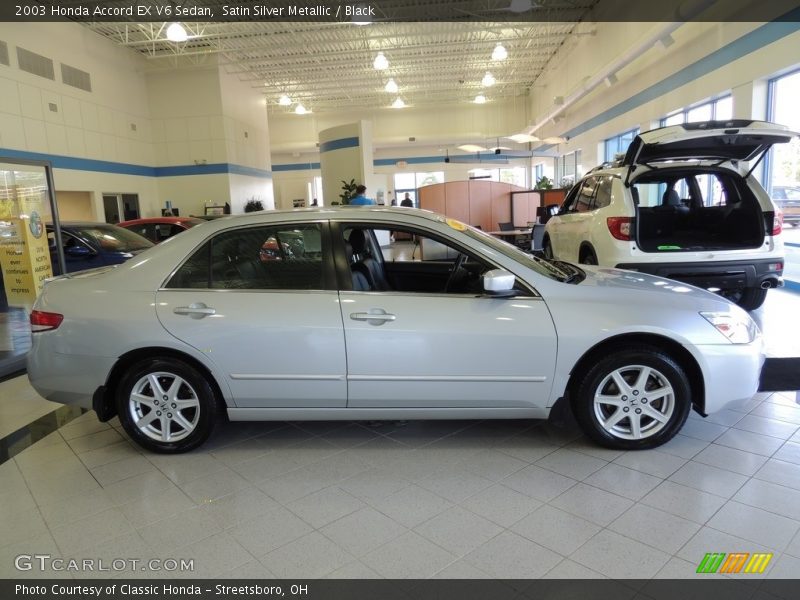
[0,292,799,580]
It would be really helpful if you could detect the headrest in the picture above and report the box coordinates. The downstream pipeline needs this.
[662,189,681,207]
[349,229,367,253]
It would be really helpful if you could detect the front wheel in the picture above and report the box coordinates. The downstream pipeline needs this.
[571,346,691,450]
[721,287,768,311]
[116,358,219,453]
[542,236,554,260]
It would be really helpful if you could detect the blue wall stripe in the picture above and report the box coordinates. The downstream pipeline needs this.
[785,242,800,248]
[560,20,800,142]
[319,137,360,153]
[783,279,800,294]
[273,162,321,172]
[0,147,270,179]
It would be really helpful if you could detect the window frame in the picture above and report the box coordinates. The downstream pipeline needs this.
[161,220,338,292]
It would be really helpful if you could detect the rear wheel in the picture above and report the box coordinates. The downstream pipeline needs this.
[116,357,218,453]
[721,286,768,311]
[542,236,554,260]
[579,247,598,265]
[571,346,691,450]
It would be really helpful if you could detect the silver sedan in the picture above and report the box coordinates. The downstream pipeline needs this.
[28,207,763,453]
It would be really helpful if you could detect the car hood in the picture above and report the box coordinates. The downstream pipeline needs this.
[575,265,734,310]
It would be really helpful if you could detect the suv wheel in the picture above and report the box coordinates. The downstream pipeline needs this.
[721,287,768,311]
[571,346,691,450]
[117,357,218,453]
[579,247,598,265]
[542,236,554,260]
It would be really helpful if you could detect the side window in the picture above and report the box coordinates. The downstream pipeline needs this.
[592,177,613,209]
[560,184,581,212]
[166,223,324,290]
[575,178,596,212]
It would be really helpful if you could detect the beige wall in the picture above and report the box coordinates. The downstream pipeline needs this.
[54,191,94,221]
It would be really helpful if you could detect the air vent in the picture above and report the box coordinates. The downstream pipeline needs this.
[130,123,137,132]
[61,63,91,92]
[17,47,54,80]
[408,137,416,142]
[0,41,9,67]
[48,102,58,112]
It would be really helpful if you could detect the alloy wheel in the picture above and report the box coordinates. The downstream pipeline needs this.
[128,371,200,442]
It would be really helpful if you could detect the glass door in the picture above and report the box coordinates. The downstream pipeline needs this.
[0,160,63,376]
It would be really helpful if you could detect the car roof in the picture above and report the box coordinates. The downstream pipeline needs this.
[119,217,203,226]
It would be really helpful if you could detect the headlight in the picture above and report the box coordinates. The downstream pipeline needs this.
[700,311,759,344]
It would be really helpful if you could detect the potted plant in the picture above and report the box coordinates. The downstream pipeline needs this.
[534,176,553,190]
[244,199,264,212]
[339,179,358,205]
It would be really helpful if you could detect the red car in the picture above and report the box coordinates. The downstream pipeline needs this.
[118,217,205,243]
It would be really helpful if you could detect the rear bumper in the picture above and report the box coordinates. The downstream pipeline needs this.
[615,258,783,290]
[27,341,114,410]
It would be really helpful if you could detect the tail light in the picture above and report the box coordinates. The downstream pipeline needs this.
[772,210,783,236]
[607,217,633,241]
[30,310,63,332]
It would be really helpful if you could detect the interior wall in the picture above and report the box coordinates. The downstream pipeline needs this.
[54,190,93,221]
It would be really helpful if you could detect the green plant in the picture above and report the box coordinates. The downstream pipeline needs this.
[340,179,358,205]
[244,199,264,212]
[534,176,553,190]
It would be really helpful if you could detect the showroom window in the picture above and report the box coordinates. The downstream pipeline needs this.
[167,224,324,290]
[603,128,639,162]
[558,151,580,187]
[661,95,733,126]
[393,171,443,207]
[765,69,800,195]
[499,166,527,187]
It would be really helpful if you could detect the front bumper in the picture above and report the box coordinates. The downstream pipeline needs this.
[694,341,764,414]
[615,258,783,291]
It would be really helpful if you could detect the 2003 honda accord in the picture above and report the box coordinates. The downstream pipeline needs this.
[28,207,763,453]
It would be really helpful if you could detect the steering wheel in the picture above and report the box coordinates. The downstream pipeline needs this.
[444,253,468,293]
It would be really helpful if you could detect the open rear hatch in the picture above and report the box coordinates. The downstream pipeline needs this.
[625,121,797,254]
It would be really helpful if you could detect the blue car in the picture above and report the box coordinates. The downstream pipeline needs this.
[47,222,154,275]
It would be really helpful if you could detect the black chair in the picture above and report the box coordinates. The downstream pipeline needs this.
[498,222,514,231]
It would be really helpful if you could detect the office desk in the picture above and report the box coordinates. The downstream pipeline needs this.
[487,229,532,238]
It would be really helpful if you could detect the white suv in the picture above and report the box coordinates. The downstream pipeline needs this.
[543,120,797,310]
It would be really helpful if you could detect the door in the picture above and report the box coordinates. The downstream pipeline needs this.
[156,221,347,408]
[549,178,597,262]
[47,230,106,274]
[337,224,557,409]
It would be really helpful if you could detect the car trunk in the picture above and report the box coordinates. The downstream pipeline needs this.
[633,168,766,253]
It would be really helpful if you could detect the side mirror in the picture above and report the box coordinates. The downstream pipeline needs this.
[483,269,516,296]
[65,245,93,258]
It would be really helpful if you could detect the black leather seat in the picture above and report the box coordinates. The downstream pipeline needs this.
[346,241,371,291]
[349,229,390,291]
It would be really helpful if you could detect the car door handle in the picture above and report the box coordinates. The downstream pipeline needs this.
[350,310,396,325]
[174,304,216,319]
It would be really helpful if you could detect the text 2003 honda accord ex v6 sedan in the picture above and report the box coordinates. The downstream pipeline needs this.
[28,207,764,453]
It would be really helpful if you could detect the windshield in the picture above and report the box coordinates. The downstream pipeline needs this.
[461,226,579,283]
[79,226,153,252]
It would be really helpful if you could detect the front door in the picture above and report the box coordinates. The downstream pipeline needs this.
[337,224,557,409]
[156,221,347,408]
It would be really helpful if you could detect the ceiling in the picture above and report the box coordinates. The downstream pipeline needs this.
[83,1,597,113]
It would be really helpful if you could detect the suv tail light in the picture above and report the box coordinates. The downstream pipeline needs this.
[30,310,63,332]
[607,217,633,241]
[773,210,783,236]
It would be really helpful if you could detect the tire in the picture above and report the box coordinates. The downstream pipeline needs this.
[579,247,598,265]
[571,346,691,450]
[116,357,219,453]
[542,236,554,260]
[721,287,768,311]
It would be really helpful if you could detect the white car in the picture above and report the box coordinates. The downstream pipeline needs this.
[28,207,763,453]
[543,120,798,310]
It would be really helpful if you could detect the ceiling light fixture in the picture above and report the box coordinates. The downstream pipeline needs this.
[278,94,292,106]
[491,43,508,61]
[373,52,389,70]
[481,72,496,87]
[506,133,540,143]
[474,95,487,104]
[458,144,487,152]
[166,23,188,42]
[295,104,308,115]
[391,97,405,109]
[384,79,398,93]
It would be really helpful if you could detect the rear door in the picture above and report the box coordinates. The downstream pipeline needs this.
[547,178,597,262]
[155,221,347,408]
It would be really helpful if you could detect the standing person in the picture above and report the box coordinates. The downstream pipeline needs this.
[350,185,375,206]
[400,193,414,207]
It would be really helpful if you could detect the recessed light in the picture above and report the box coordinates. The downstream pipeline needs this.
[481,72,496,87]
[278,95,292,106]
[391,97,405,109]
[295,104,308,115]
[384,79,398,93]
[474,95,487,104]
